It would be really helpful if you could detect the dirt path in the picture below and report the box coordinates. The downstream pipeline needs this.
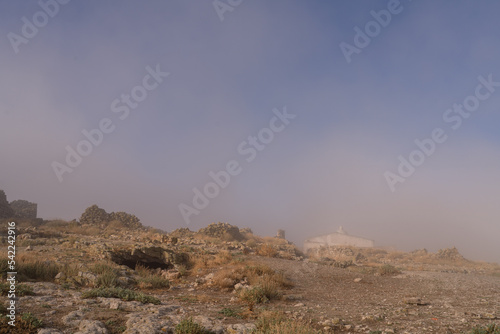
[255,256,500,333]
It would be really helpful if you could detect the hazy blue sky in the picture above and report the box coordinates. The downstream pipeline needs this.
[1,0,500,262]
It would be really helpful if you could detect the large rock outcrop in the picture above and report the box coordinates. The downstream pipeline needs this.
[107,246,189,270]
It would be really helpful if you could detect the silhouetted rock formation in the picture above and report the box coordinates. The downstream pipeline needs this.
[10,199,37,219]
[79,204,142,229]
[0,190,14,219]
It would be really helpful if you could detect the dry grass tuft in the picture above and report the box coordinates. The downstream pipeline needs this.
[134,263,170,289]
[254,311,321,334]
[257,244,278,258]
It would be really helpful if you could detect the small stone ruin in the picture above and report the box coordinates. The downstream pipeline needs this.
[0,189,37,219]
[276,229,286,239]
[10,200,37,219]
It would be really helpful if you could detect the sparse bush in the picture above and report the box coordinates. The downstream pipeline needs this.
[91,262,119,275]
[61,263,79,278]
[0,312,43,333]
[215,250,233,263]
[0,282,35,296]
[218,307,242,318]
[466,324,500,334]
[238,280,282,311]
[175,317,212,334]
[213,268,244,290]
[246,239,258,249]
[21,312,43,330]
[81,287,161,304]
[138,275,170,289]
[177,264,188,277]
[90,262,119,288]
[97,271,119,288]
[134,263,152,278]
[378,264,401,276]
[191,251,235,273]
[133,263,170,289]
[257,244,278,258]
[213,263,292,293]
[254,311,320,334]
[15,258,60,282]
[256,276,283,299]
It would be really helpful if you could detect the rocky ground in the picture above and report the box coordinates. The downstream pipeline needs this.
[0,219,499,334]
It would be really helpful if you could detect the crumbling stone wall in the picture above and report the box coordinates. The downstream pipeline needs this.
[198,222,243,241]
[80,205,110,224]
[80,205,142,229]
[0,190,14,219]
[10,200,37,219]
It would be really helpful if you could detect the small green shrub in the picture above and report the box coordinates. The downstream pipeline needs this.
[0,257,61,282]
[175,317,213,334]
[97,271,119,288]
[81,287,160,304]
[0,282,35,296]
[218,307,242,318]
[17,260,60,282]
[21,312,43,329]
[138,275,170,289]
[239,286,274,311]
[91,263,118,275]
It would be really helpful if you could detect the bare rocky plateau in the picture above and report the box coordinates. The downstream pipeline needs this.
[0,220,499,334]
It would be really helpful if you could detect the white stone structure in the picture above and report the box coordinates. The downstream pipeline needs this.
[303,226,374,253]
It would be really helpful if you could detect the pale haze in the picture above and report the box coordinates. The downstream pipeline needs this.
[1,1,500,262]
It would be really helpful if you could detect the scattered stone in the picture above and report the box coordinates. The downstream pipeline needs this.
[75,320,108,334]
[38,329,64,334]
[62,310,85,327]
[404,298,429,306]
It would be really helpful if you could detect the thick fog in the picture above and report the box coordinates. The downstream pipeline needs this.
[1,1,500,262]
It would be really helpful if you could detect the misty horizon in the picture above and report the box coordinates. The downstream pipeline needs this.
[2,1,500,264]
